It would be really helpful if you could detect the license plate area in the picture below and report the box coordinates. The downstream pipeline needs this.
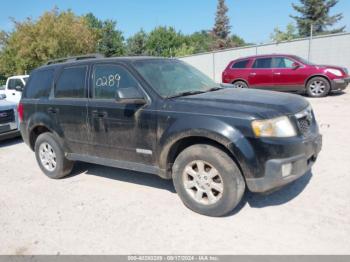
[0,124,11,133]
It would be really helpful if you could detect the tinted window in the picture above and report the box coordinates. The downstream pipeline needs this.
[24,69,54,99]
[8,78,24,90]
[232,60,249,69]
[274,57,294,68]
[252,58,272,69]
[55,66,87,98]
[93,64,140,99]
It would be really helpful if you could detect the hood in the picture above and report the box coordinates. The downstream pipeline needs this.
[0,99,17,110]
[313,64,348,72]
[168,88,309,119]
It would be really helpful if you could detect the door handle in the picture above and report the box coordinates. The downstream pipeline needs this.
[250,72,257,76]
[12,93,15,95]
[92,110,107,118]
[274,72,281,75]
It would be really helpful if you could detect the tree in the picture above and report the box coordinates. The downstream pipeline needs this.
[291,0,345,37]
[271,23,299,42]
[212,0,231,40]
[84,13,125,57]
[0,8,97,76]
[146,26,184,57]
[126,29,148,55]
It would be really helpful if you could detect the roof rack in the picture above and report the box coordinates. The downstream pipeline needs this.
[45,53,105,65]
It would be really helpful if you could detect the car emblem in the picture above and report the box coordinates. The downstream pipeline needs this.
[0,112,8,118]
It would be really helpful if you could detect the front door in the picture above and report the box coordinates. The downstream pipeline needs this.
[88,63,157,165]
[272,57,306,91]
[248,57,274,89]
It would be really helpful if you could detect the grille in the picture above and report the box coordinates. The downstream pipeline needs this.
[0,109,15,124]
[295,107,313,136]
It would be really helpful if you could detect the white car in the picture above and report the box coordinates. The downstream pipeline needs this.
[0,75,29,103]
[0,94,20,141]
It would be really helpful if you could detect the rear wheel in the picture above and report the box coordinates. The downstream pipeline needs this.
[35,132,74,179]
[172,144,245,217]
[306,77,330,97]
[233,80,248,89]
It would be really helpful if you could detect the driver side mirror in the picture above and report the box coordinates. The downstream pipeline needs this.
[116,87,146,105]
[0,94,6,100]
[15,85,23,92]
[292,62,301,70]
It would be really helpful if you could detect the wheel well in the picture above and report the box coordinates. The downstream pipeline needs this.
[232,79,248,85]
[305,75,331,88]
[166,136,243,177]
[29,126,51,150]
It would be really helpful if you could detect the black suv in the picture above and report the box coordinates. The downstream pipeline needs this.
[20,55,322,216]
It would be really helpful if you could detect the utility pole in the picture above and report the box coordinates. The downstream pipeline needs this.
[308,24,313,61]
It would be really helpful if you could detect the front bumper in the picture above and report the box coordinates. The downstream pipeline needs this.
[331,77,350,91]
[0,122,20,141]
[246,134,322,193]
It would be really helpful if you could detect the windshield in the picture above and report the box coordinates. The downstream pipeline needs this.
[133,59,219,98]
[293,56,314,65]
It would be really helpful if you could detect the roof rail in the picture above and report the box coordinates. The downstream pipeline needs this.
[45,53,105,65]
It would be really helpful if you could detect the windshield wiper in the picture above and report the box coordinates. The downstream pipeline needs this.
[166,90,207,99]
[207,87,223,92]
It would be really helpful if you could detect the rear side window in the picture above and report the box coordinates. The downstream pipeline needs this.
[8,78,24,90]
[24,69,54,99]
[93,64,140,100]
[252,58,272,69]
[55,66,87,98]
[232,60,249,69]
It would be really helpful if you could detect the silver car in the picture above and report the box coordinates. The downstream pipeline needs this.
[0,94,20,141]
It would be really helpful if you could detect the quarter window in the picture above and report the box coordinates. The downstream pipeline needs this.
[232,60,249,69]
[55,66,87,98]
[24,69,54,99]
[274,57,295,68]
[93,64,140,100]
[252,58,272,69]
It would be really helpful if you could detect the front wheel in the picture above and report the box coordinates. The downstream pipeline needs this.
[172,144,245,217]
[306,77,330,97]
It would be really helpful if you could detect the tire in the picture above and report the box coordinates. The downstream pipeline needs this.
[233,80,248,89]
[34,132,74,179]
[306,77,330,97]
[172,144,245,217]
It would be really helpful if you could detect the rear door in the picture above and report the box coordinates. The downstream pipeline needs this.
[51,65,90,154]
[248,57,274,89]
[272,57,305,91]
[87,62,157,165]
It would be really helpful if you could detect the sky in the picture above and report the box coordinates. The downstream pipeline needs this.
[0,0,349,44]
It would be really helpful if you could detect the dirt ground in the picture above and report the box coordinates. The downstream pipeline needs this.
[0,91,349,255]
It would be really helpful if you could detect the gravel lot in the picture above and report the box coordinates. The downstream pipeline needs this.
[1,91,350,255]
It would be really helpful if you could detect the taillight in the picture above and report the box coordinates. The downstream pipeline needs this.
[17,102,24,122]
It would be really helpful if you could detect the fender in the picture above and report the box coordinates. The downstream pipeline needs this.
[27,111,70,152]
[157,116,258,179]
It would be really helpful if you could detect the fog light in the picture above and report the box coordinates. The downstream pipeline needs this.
[282,163,293,177]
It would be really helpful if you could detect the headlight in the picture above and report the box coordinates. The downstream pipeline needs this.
[325,69,343,77]
[252,116,297,138]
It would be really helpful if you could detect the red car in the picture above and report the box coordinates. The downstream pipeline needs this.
[222,54,349,97]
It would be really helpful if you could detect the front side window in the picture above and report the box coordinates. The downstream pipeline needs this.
[8,78,24,90]
[93,64,140,100]
[274,57,295,68]
[133,59,219,98]
[252,58,272,69]
[232,60,249,69]
[55,66,87,98]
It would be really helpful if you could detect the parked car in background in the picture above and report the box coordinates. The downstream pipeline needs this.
[222,54,349,97]
[0,75,29,103]
[20,55,322,216]
[0,94,20,141]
